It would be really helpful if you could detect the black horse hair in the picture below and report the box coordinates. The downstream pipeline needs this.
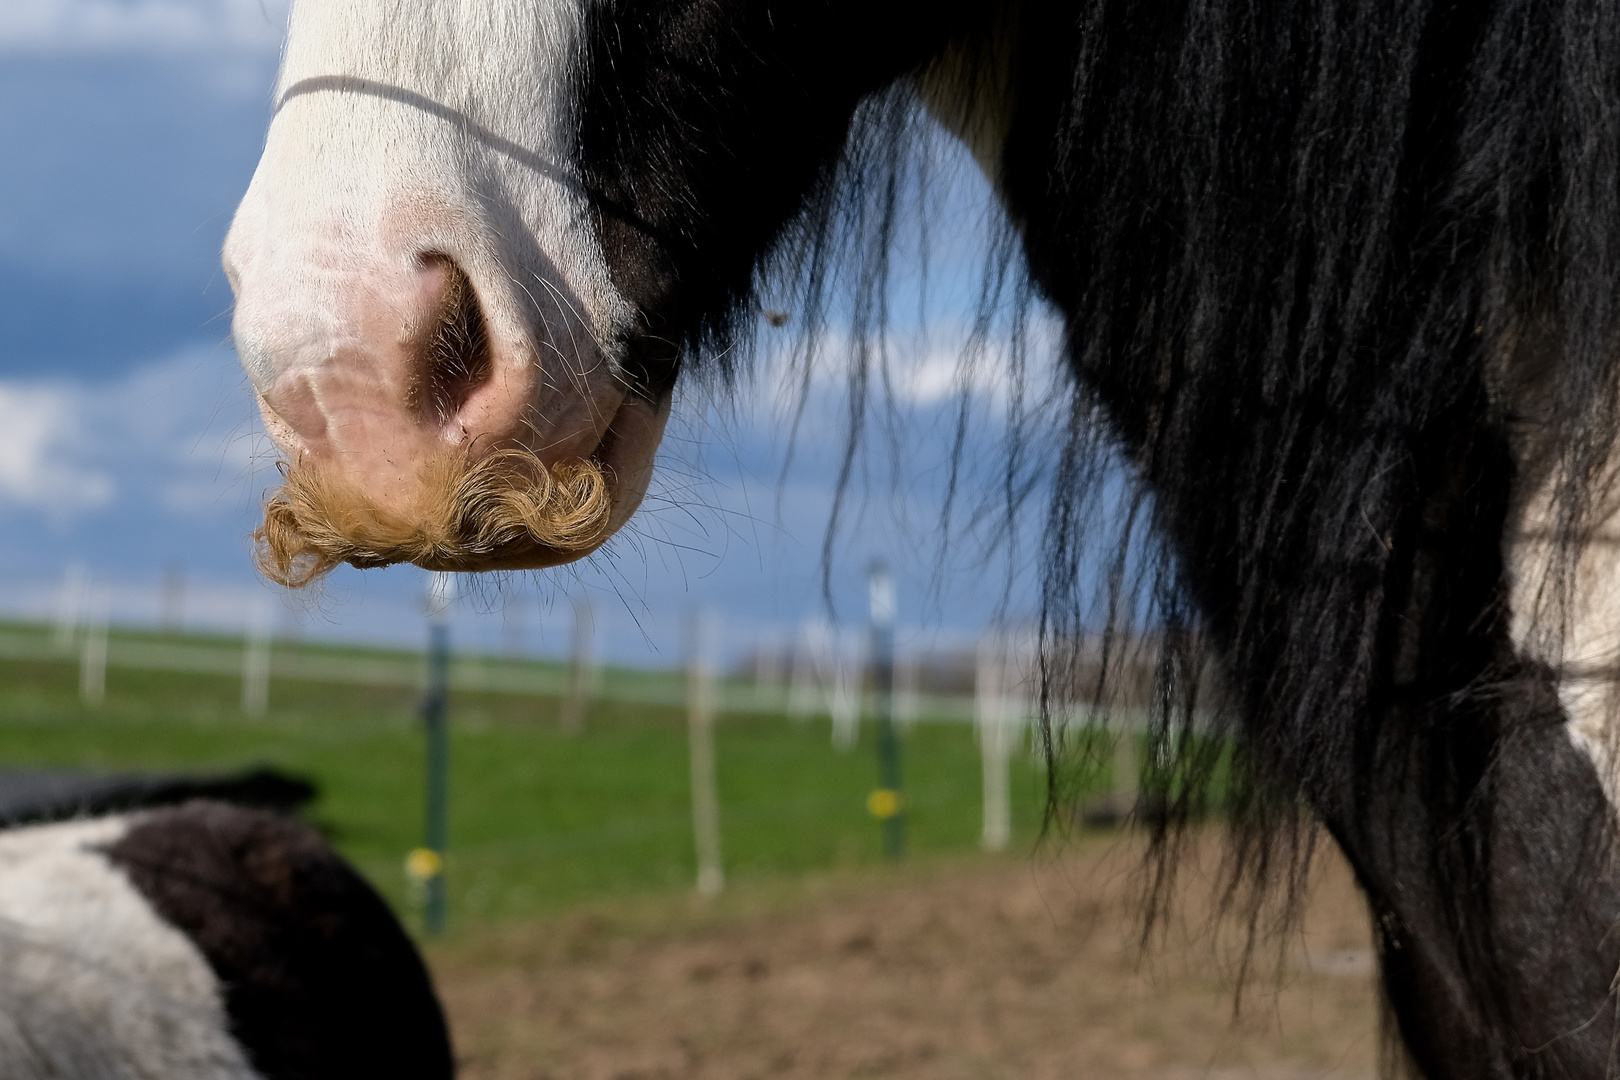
[578,0,1620,1070]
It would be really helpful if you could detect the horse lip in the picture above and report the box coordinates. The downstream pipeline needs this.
[402,386,669,574]
[584,384,670,532]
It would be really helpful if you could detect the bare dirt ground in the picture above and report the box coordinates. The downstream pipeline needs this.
[430,833,1379,1080]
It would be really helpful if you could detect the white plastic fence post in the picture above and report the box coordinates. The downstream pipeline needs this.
[976,628,1012,851]
[829,641,868,751]
[79,597,108,706]
[977,627,1033,852]
[788,619,827,723]
[829,628,861,752]
[161,564,186,633]
[749,631,783,714]
[54,565,86,650]
[559,598,594,734]
[687,611,724,897]
[241,601,272,715]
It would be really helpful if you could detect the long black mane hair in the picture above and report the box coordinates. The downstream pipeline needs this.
[584,0,1620,1068]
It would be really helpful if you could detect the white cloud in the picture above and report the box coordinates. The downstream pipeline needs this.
[747,318,1068,419]
[0,383,113,517]
[0,0,290,54]
[0,346,266,525]
[886,343,1030,408]
[114,350,268,514]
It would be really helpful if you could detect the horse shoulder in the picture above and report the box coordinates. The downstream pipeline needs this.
[0,802,454,1080]
[0,814,261,1080]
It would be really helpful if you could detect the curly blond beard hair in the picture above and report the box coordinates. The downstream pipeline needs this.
[253,449,614,587]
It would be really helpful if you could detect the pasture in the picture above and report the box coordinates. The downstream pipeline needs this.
[0,619,1052,924]
[0,618,1383,1076]
[431,833,1381,1080]
[0,621,1380,1075]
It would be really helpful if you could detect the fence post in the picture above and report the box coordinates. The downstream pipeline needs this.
[829,629,861,752]
[977,627,1034,852]
[559,598,594,734]
[416,572,455,936]
[751,631,785,714]
[241,601,272,715]
[788,619,826,723]
[161,564,186,634]
[976,629,1011,851]
[868,564,905,861]
[54,565,86,650]
[79,596,108,706]
[686,610,724,897]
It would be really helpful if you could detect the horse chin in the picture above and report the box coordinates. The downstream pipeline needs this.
[249,383,670,586]
[594,389,672,538]
[413,389,672,574]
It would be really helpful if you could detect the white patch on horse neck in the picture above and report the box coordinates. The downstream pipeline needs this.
[0,815,261,1080]
[229,0,632,390]
[913,21,1018,195]
[1507,438,1620,808]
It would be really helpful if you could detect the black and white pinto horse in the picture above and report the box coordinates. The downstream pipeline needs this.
[225,0,1620,1075]
[0,802,452,1079]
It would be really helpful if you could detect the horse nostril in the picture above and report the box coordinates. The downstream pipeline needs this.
[410,255,492,426]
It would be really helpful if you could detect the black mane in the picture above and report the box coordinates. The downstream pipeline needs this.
[579,1,1620,1072]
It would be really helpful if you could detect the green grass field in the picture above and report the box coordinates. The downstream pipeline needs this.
[0,623,1062,932]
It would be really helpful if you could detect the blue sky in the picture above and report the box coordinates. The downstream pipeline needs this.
[0,0,1065,666]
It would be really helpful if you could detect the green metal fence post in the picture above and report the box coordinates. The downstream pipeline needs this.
[868,563,905,861]
[420,572,454,936]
